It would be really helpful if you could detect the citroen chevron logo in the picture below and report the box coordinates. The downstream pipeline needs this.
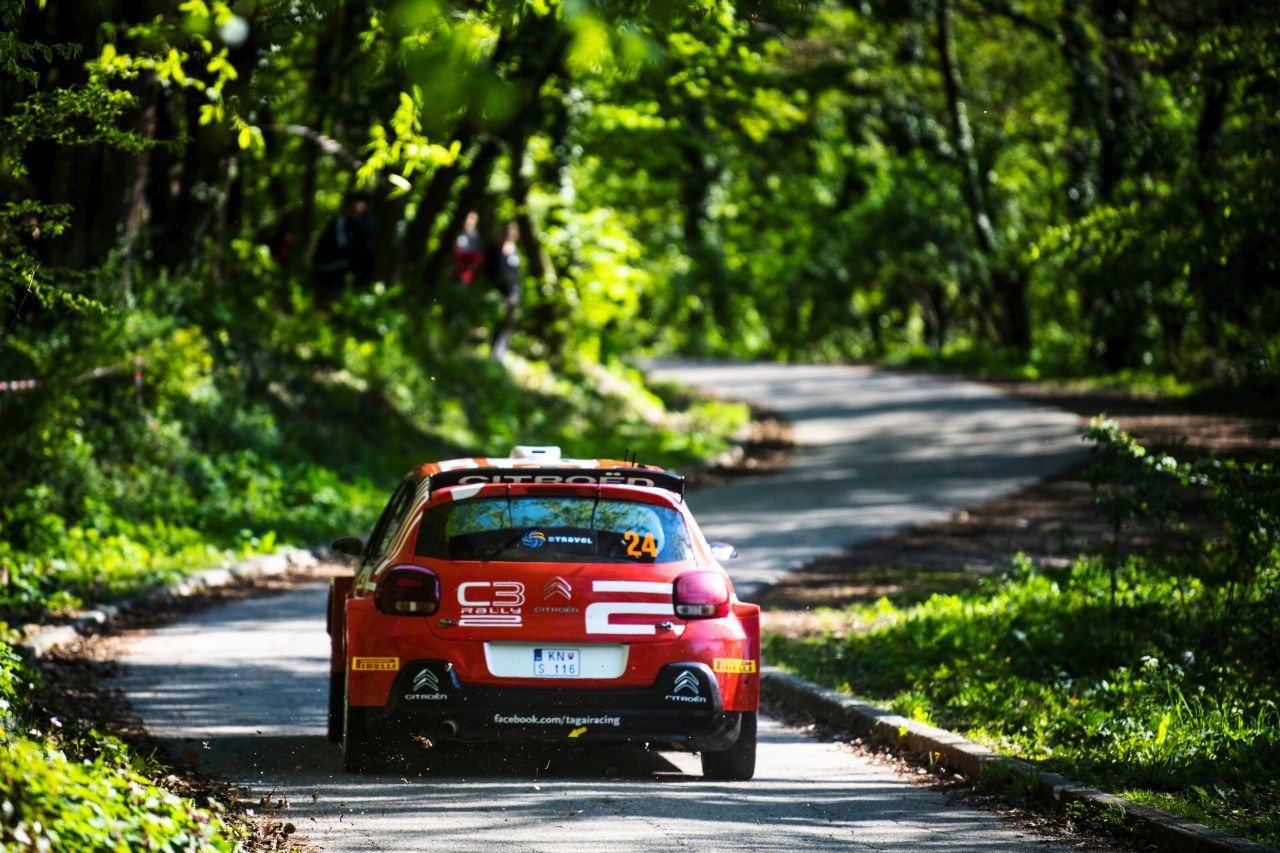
[413,668,440,693]
[673,671,700,695]
[543,577,572,601]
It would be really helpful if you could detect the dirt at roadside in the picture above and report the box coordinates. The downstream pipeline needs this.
[31,563,343,853]
[683,406,794,489]
[759,380,1280,634]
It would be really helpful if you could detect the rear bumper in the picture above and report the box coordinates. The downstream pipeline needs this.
[367,660,742,750]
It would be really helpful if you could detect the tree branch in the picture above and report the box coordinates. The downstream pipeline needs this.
[935,0,998,256]
[965,0,1055,39]
[270,124,364,172]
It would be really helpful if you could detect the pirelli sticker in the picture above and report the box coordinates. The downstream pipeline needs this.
[713,658,757,674]
[351,656,399,671]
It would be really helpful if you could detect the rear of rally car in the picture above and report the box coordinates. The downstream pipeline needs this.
[330,464,761,778]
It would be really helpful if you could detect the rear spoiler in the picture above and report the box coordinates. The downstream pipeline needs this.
[429,467,685,497]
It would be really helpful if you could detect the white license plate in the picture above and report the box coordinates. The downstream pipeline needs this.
[532,647,580,677]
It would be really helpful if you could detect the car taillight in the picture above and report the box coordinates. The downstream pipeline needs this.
[375,566,441,616]
[673,570,730,619]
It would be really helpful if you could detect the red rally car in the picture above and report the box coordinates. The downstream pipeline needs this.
[327,446,761,779]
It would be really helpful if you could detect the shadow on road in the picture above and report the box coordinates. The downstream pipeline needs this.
[178,731,690,781]
[177,723,1047,852]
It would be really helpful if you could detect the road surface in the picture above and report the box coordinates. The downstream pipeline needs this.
[116,363,1086,851]
[651,362,1084,597]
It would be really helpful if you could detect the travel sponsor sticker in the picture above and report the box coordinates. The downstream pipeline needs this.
[713,657,758,674]
[520,530,593,548]
[547,533,593,545]
[352,656,399,671]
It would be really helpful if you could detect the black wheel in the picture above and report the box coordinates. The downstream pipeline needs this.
[342,675,386,772]
[327,668,343,743]
[701,712,757,781]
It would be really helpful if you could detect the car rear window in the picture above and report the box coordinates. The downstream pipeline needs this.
[415,496,694,563]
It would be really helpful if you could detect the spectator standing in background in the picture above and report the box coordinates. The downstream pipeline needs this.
[312,193,375,304]
[492,221,523,359]
[453,210,484,286]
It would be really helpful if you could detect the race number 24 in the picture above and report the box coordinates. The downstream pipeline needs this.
[622,531,657,559]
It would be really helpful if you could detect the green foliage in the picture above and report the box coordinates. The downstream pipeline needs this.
[2,0,1277,396]
[0,261,743,622]
[0,0,1274,844]
[766,553,1280,846]
[548,0,1280,379]
[1084,418,1280,609]
[0,643,239,851]
[765,427,1280,846]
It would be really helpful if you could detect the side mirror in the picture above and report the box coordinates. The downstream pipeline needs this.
[331,536,364,557]
[709,542,738,561]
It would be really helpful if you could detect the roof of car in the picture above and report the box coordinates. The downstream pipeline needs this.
[413,455,685,497]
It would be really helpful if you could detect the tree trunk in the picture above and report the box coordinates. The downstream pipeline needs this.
[935,0,1030,352]
[1097,0,1138,201]
[678,102,732,335]
[507,132,556,288]
[117,73,160,305]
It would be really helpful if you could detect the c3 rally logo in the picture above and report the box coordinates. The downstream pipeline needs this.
[352,657,399,671]
[458,581,525,627]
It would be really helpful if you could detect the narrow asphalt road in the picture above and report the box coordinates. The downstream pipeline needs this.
[116,363,1086,852]
[650,362,1084,598]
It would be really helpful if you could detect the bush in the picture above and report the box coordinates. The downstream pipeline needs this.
[0,643,239,851]
[765,423,1279,846]
[764,555,1280,845]
[0,272,747,624]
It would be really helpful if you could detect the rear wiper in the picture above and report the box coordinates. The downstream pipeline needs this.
[475,527,533,561]
[475,495,524,560]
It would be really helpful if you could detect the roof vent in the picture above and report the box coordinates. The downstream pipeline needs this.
[509,445,562,461]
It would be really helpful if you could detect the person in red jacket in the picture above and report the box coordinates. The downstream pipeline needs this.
[453,210,484,286]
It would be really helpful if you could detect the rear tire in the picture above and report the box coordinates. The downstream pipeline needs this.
[327,668,343,743]
[342,675,386,772]
[701,711,757,781]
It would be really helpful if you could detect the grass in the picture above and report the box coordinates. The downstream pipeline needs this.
[0,644,240,851]
[762,554,1280,847]
[0,322,748,850]
[884,343,1206,398]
